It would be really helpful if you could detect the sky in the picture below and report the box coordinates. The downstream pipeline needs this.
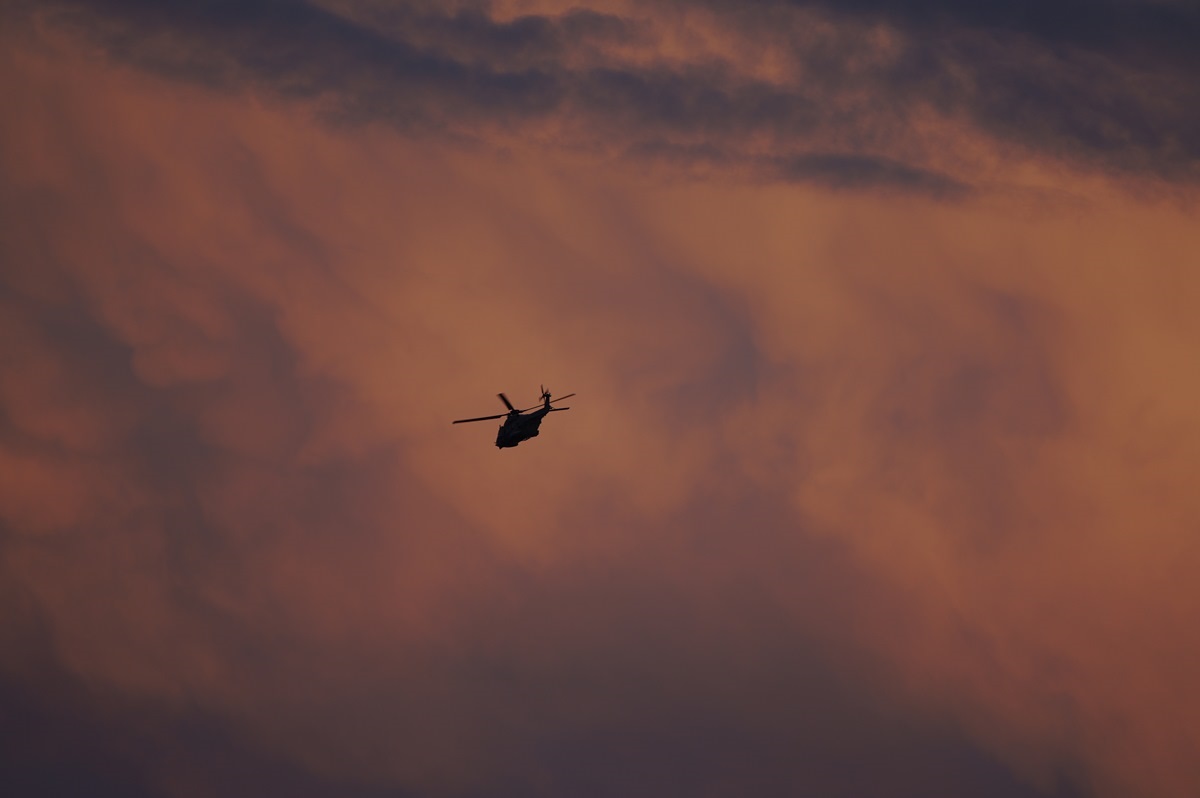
[2,1,1199,796]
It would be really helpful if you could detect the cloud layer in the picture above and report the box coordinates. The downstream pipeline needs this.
[3,3,1199,797]
[24,0,1200,192]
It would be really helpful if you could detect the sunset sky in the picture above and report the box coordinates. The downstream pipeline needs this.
[3,1,1199,796]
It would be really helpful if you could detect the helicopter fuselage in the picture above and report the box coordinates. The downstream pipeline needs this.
[495,406,550,448]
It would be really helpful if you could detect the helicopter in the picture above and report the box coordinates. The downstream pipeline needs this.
[452,386,575,449]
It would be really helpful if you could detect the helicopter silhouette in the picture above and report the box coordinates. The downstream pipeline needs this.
[452,386,575,448]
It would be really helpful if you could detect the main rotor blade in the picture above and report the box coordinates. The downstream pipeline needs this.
[549,393,575,403]
[452,413,506,424]
[497,393,515,411]
[548,406,570,412]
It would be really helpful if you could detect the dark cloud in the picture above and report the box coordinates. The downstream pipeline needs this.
[897,29,1199,180]
[621,140,970,196]
[17,0,1197,193]
[770,152,972,196]
[765,0,1200,64]
[697,0,1200,182]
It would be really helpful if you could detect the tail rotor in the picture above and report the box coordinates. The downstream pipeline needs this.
[519,387,576,413]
